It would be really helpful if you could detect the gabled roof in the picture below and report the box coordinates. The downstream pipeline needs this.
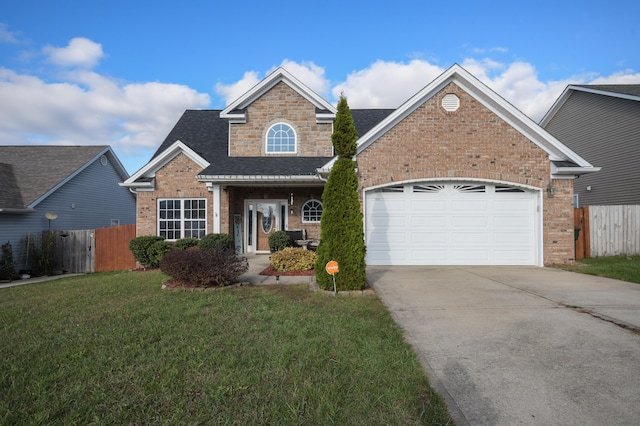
[124,108,393,186]
[0,145,128,211]
[540,84,640,126]
[319,64,599,177]
[220,67,337,123]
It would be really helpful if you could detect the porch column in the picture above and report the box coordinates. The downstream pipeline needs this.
[207,184,221,234]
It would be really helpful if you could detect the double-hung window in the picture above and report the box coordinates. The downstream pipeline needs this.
[158,199,206,240]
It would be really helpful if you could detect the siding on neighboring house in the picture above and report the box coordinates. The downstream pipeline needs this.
[0,157,135,270]
[544,91,640,206]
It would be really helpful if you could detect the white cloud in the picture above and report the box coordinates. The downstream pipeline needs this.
[215,60,330,106]
[214,71,261,106]
[0,38,211,173]
[3,42,640,176]
[273,59,330,96]
[588,70,640,84]
[43,37,104,68]
[0,23,19,44]
[461,59,568,120]
[332,59,445,108]
[330,58,640,122]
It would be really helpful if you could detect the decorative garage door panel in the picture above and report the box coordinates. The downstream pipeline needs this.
[365,183,538,265]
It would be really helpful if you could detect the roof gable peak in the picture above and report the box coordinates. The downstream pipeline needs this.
[220,67,336,122]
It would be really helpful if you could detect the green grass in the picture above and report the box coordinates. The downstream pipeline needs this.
[560,255,640,284]
[0,271,453,425]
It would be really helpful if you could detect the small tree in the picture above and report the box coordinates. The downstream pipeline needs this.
[315,95,367,290]
[0,241,19,281]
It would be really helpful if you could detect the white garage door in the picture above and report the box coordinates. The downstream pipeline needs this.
[365,182,539,265]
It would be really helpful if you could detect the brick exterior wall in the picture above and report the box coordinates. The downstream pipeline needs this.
[136,153,213,237]
[229,81,334,157]
[137,81,576,265]
[357,82,575,265]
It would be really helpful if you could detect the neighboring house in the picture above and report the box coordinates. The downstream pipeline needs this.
[0,145,136,268]
[540,84,640,206]
[122,65,599,266]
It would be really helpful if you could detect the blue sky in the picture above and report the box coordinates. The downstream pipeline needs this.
[1,0,639,174]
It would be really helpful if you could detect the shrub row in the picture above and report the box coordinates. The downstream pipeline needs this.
[129,233,234,269]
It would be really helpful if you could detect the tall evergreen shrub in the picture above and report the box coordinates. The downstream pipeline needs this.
[314,95,367,290]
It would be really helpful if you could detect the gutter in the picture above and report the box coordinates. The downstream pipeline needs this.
[0,207,36,214]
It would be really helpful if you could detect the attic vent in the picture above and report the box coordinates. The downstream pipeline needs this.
[100,155,108,166]
[441,94,460,112]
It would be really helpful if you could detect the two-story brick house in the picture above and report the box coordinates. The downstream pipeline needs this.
[122,64,599,266]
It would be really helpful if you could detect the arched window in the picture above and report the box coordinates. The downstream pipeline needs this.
[266,123,296,153]
[302,199,323,223]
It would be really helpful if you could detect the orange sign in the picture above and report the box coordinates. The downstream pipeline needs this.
[325,260,339,275]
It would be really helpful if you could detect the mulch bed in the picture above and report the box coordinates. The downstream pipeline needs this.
[259,265,315,276]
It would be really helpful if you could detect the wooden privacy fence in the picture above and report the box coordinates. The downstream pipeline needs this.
[574,207,590,259]
[575,205,640,258]
[53,224,137,273]
[94,224,137,272]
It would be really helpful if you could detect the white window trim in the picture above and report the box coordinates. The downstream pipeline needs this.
[157,198,207,240]
[301,199,323,223]
[266,122,297,154]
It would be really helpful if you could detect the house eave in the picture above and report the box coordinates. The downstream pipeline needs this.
[552,166,602,178]
[0,207,35,214]
[197,174,324,186]
[220,67,337,119]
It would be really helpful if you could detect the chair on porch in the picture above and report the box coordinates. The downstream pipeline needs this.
[285,229,306,248]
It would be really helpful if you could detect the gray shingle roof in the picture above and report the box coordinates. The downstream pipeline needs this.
[151,109,395,178]
[574,84,640,98]
[0,145,109,208]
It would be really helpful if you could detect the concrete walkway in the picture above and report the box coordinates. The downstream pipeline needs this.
[369,266,640,426]
[238,253,316,285]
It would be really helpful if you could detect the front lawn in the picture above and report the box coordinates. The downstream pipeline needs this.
[560,255,640,284]
[0,271,453,425]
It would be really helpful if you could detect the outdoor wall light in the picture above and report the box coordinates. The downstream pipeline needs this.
[547,183,555,197]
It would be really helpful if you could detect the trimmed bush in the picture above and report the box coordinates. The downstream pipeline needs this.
[0,241,19,281]
[160,248,248,287]
[198,233,233,251]
[147,240,172,269]
[129,236,165,268]
[268,230,292,253]
[175,237,199,251]
[270,247,317,272]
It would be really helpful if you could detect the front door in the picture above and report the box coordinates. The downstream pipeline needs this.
[245,200,288,253]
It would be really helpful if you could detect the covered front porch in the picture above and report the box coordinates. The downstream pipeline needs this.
[217,185,324,254]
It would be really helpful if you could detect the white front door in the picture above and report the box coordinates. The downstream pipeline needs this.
[245,200,288,253]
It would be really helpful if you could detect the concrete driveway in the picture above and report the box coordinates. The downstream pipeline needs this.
[368,266,640,426]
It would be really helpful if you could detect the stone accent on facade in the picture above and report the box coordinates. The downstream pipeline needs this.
[229,81,334,157]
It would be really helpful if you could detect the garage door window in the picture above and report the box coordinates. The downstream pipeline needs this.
[454,184,486,192]
[413,184,444,193]
[496,185,525,193]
